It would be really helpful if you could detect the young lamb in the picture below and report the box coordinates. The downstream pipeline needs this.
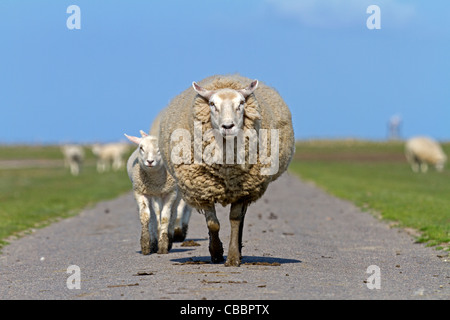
[405,136,447,173]
[92,142,129,173]
[158,74,295,266]
[61,144,84,176]
[150,109,192,242]
[125,131,179,254]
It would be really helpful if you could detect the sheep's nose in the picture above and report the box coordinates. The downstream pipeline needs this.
[222,123,235,130]
[147,160,154,166]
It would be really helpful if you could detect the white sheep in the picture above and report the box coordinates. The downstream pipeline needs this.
[91,142,129,173]
[158,74,295,266]
[125,130,179,254]
[150,109,192,242]
[61,144,84,176]
[405,136,447,173]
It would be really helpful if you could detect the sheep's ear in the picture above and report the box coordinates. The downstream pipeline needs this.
[239,80,258,98]
[192,82,214,100]
[139,130,148,137]
[124,133,141,145]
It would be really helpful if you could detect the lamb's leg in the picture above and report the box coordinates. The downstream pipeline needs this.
[135,193,156,254]
[204,207,224,263]
[174,197,191,242]
[157,192,177,254]
[225,201,248,267]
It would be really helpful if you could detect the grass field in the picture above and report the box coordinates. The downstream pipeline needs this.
[1,141,449,252]
[0,145,132,248]
[289,140,450,250]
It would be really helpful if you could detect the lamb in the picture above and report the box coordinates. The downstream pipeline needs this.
[92,142,129,173]
[158,74,295,266]
[61,144,84,176]
[150,109,192,242]
[125,130,181,254]
[405,136,447,173]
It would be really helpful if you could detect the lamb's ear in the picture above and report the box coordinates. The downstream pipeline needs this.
[139,130,148,137]
[192,82,214,100]
[124,133,141,145]
[239,80,258,98]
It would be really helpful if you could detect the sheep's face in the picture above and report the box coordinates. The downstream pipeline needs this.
[125,132,162,169]
[208,89,245,137]
[193,80,258,137]
[138,137,162,169]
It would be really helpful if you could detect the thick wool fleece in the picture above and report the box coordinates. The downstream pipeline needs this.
[159,74,295,209]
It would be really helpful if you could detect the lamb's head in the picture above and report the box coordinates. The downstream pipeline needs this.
[125,131,162,169]
[192,80,258,137]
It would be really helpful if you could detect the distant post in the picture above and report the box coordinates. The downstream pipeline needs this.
[388,114,402,140]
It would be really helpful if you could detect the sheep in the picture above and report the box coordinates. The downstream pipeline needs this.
[405,136,447,173]
[91,142,129,173]
[125,130,180,254]
[61,144,84,176]
[150,109,192,242]
[158,74,295,266]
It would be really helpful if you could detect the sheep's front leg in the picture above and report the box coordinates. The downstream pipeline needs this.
[135,193,157,254]
[225,201,248,267]
[157,192,178,254]
[204,207,224,263]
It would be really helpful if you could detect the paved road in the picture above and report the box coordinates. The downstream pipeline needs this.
[0,173,448,300]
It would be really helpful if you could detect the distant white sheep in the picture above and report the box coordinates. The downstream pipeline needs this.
[61,144,84,176]
[91,142,129,173]
[405,136,447,173]
[125,130,179,254]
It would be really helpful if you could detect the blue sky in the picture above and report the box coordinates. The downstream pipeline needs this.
[1,0,449,144]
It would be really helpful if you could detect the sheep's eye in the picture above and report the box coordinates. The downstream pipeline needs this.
[209,101,217,111]
[139,146,144,152]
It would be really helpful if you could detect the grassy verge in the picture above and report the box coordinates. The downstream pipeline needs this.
[289,140,450,250]
[0,145,132,248]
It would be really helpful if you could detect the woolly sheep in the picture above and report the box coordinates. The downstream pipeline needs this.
[92,142,129,173]
[150,109,192,241]
[125,131,180,254]
[405,136,447,173]
[158,74,295,266]
[61,144,84,176]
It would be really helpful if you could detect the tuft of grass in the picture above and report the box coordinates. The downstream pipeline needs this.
[289,140,450,250]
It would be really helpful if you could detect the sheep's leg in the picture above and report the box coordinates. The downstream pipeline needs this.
[157,192,177,254]
[204,207,224,263]
[152,197,162,239]
[225,201,248,267]
[420,162,428,173]
[135,193,157,254]
[173,197,191,242]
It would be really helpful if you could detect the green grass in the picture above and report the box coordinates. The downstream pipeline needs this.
[289,140,450,249]
[0,145,132,248]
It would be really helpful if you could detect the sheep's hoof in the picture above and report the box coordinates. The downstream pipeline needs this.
[173,226,188,242]
[224,256,241,267]
[211,255,225,264]
[157,233,171,254]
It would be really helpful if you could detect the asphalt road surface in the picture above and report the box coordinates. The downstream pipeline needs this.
[0,173,448,300]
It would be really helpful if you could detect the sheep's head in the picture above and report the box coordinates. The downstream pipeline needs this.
[192,80,258,137]
[125,131,162,169]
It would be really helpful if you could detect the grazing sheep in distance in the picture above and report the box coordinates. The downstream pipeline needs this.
[158,74,295,266]
[405,136,447,173]
[91,142,129,173]
[125,130,179,254]
[61,144,84,176]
